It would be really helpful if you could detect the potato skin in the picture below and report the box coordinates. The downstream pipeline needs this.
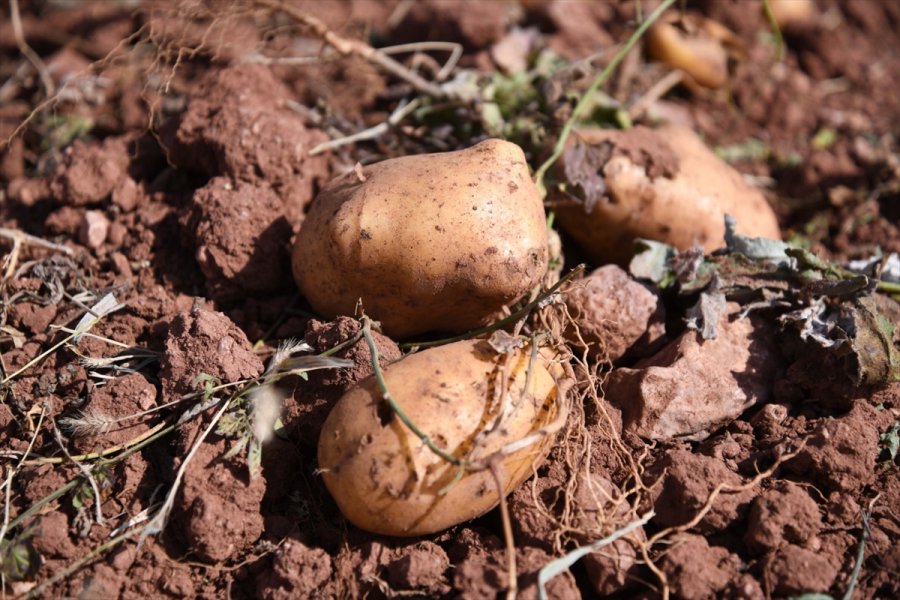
[317,339,561,536]
[292,139,548,338]
[555,126,781,265]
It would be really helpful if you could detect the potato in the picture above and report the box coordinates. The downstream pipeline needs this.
[554,125,781,265]
[317,339,564,536]
[646,13,743,89]
[292,140,548,338]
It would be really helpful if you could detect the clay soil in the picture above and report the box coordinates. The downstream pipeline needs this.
[0,1,898,599]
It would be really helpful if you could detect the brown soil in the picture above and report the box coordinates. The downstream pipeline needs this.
[1,1,898,599]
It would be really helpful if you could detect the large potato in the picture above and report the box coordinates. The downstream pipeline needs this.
[554,126,780,265]
[318,339,564,536]
[293,140,548,338]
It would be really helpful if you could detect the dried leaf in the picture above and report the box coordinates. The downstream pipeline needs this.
[563,139,611,213]
[724,214,791,264]
[629,239,675,284]
[686,290,727,340]
[846,296,900,386]
[487,330,525,354]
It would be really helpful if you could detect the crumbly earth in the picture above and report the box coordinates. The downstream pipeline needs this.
[1,1,898,599]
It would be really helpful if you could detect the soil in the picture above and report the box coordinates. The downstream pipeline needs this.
[1,1,898,599]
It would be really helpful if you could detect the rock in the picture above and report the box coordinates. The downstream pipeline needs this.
[659,534,740,600]
[111,176,141,212]
[79,210,110,248]
[744,482,823,555]
[605,303,779,440]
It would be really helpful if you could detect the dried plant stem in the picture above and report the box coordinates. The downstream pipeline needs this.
[0,404,45,548]
[50,416,104,525]
[533,0,676,194]
[1,315,102,385]
[399,265,584,350]
[309,98,421,155]
[627,69,683,120]
[360,317,462,466]
[24,528,138,599]
[490,460,517,600]
[18,418,173,466]
[8,0,55,99]
[253,0,447,98]
[1,227,73,283]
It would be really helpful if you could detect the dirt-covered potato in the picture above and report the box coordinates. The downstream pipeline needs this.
[554,125,780,265]
[318,339,564,536]
[292,140,548,338]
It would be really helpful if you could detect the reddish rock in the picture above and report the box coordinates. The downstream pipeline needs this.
[606,303,779,440]
[79,210,110,248]
[111,176,141,212]
[564,264,665,361]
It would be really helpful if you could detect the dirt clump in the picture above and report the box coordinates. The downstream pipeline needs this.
[659,533,741,600]
[180,177,294,301]
[283,316,400,443]
[564,264,665,361]
[256,536,334,599]
[160,63,330,221]
[744,481,823,555]
[50,136,131,206]
[649,448,757,533]
[158,306,263,398]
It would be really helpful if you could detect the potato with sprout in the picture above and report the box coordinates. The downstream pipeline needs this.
[292,140,548,338]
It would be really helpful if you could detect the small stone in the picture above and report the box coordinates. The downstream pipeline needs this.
[112,176,140,212]
[79,210,110,249]
[110,252,133,278]
[107,221,127,247]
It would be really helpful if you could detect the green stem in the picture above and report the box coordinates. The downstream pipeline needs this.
[399,265,584,350]
[533,0,676,195]
[361,318,462,466]
[761,0,785,64]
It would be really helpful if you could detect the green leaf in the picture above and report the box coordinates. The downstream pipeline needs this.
[811,128,838,150]
[223,435,249,460]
